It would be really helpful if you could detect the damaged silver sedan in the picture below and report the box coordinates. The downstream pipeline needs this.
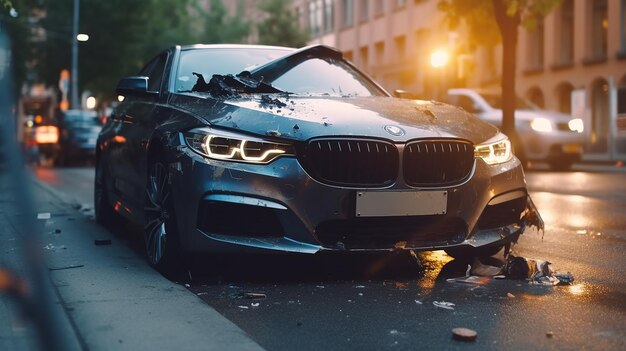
[95,44,540,277]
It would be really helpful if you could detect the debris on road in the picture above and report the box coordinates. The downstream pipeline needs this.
[94,239,112,246]
[452,328,477,342]
[54,229,62,234]
[384,281,408,290]
[415,300,423,305]
[507,293,515,298]
[43,244,66,251]
[251,302,260,307]
[49,264,84,271]
[37,212,51,219]
[504,256,574,285]
[244,292,267,299]
[447,256,574,286]
[433,301,455,310]
[546,331,554,338]
[238,305,249,309]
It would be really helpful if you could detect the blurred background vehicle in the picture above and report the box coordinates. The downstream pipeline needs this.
[445,88,587,170]
[52,109,102,166]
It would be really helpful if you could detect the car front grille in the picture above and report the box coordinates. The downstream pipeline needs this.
[299,138,399,187]
[403,140,474,187]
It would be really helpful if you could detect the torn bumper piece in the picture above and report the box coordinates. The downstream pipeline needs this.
[170,142,531,255]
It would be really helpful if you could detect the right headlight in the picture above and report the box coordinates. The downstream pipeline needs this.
[475,133,512,165]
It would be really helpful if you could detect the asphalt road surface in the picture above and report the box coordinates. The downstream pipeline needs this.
[33,164,626,350]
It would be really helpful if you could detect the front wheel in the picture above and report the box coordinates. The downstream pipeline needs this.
[144,161,185,279]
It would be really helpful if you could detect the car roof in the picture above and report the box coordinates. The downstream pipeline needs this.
[179,44,296,52]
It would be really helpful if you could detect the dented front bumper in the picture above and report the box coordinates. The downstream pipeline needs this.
[166,136,533,255]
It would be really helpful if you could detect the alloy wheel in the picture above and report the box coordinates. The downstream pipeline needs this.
[145,162,171,265]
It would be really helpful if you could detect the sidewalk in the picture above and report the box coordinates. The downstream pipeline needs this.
[0,171,263,351]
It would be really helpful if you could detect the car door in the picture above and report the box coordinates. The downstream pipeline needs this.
[108,52,170,220]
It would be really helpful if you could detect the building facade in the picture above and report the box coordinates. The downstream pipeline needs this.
[292,0,626,161]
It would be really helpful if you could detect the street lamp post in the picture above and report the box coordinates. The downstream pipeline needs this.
[70,0,79,109]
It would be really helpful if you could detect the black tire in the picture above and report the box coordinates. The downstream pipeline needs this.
[144,161,185,279]
[444,245,504,260]
[94,156,124,231]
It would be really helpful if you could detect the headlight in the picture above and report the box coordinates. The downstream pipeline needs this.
[184,127,294,164]
[568,118,584,133]
[530,117,552,132]
[475,134,512,165]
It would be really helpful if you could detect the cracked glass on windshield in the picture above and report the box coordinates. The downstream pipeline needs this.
[270,58,382,97]
[175,48,291,93]
[176,48,384,97]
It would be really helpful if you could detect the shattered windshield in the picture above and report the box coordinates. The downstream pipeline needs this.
[176,47,384,97]
[270,58,381,96]
[175,48,291,93]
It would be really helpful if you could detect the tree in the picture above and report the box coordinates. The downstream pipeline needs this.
[438,0,562,160]
[256,0,309,48]
[194,0,250,44]
[6,0,251,104]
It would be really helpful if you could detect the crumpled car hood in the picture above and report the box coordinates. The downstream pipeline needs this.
[170,93,499,144]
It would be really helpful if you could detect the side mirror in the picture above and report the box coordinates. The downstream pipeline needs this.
[115,76,157,96]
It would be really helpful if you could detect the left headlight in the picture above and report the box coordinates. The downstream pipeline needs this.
[184,127,295,164]
[475,133,512,165]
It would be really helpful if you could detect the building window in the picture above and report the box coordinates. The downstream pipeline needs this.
[526,17,545,71]
[359,46,369,70]
[359,0,369,22]
[308,0,322,36]
[394,35,406,62]
[526,87,545,108]
[308,0,334,35]
[556,82,574,114]
[373,0,385,17]
[342,0,354,27]
[557,0,574,65]
[589,0,608,60]
[344,50,354,62]
[375,41,385,67]
[323,0,334,33]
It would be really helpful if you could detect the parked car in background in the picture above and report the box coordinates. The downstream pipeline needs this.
[96,44,540,278]
[445,88,586,170]
[54,109,102,165]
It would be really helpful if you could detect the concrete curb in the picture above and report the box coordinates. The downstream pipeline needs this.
[8,177,264,351]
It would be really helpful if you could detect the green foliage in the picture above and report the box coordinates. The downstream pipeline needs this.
[194,0,250,44]
[438,0,562,47]
[256,0,309,48]
[11,0,251,102]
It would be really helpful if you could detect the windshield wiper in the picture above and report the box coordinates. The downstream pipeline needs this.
[191,71,283,97]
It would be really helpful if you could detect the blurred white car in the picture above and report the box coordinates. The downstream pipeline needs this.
[446,88,586,170]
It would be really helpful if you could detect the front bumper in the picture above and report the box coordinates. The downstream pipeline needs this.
[169,140,529,255]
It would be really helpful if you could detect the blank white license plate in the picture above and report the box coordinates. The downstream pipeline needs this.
[355,190,448,217]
